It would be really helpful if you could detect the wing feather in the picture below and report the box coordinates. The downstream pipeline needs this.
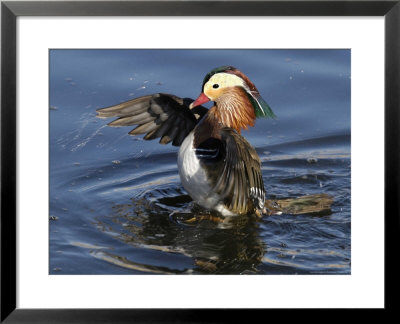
[108,112,154,126]
[195,127,265,215]
[217,128,265,214]
[96,93,208,146]
[96,95,153,118]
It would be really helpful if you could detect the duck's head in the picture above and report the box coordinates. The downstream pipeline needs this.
[190,66,276,124]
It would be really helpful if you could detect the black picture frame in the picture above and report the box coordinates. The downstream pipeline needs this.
[1,0,399,322]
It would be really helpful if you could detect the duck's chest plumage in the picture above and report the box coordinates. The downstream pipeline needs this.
[177,131,207,196]
[177,131,233,215]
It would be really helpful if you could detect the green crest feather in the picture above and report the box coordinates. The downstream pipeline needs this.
[246,93,276,119]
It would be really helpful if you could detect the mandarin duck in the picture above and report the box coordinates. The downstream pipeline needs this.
[97,66,276,217]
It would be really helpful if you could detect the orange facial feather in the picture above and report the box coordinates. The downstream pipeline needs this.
[212,87,256,133]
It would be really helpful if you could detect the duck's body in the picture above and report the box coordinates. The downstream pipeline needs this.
[97,66,275,217]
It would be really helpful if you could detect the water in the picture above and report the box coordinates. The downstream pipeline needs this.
[50,49,351,274]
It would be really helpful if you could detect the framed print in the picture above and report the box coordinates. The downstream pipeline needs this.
[1,0,399,321]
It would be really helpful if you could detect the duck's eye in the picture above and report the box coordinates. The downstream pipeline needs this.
[213,84,219,89]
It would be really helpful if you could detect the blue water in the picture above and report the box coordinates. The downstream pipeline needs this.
[49,49,350,274]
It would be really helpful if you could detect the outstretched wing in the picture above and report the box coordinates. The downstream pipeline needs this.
[96,93,208,146]
[196,127,265,215]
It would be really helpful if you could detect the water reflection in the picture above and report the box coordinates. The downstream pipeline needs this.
[93,192,266,274]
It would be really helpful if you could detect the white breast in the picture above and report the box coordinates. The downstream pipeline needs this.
[177,132,222,210]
